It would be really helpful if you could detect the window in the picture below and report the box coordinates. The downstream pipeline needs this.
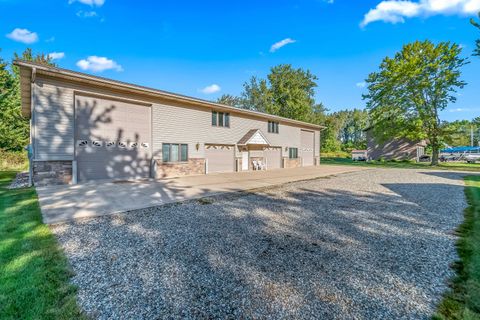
[212,111,230,127]
[162,143,188,162]
[212,111,217,126]
[289,147,298,159]
[268,121,279,133]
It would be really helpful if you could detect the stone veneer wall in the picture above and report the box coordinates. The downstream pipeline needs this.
[283,157,302,168]
[155,158,205,178]
[33,160,73,186]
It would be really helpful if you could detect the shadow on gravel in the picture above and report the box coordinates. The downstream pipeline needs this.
[52,176,466,319]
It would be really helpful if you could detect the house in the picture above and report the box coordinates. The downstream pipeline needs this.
[366,128,426,161]
[15,61,324,186]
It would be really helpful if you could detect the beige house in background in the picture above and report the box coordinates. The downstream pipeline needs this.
[16,61,323,186]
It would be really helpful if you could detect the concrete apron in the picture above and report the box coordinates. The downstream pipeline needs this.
[36,165,366,224]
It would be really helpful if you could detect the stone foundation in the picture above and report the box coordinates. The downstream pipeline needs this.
[155,158,205,178]
[33,160,73,186]
[283,157,302,168]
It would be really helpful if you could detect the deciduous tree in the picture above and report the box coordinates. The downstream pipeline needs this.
[364,40,468,165]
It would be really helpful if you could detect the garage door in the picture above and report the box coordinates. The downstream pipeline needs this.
[264,147,282,169]
[301,130,314,166]
[75,95,152,182]
[205,144,234,173]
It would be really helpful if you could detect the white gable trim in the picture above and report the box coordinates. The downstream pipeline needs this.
[246,130,270,145]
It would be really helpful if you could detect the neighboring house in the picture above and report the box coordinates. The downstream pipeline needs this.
[15,61,323,186]
[366,129,426,161]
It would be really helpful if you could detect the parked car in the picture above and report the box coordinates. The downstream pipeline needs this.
[440,154,458,162]
[418,155,431,162]
[465,153,480,163]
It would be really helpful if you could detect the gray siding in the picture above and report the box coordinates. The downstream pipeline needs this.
[33,77,75,160]
[366,130,424,160]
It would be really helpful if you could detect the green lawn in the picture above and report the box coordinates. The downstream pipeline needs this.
[0,171,84,319]
[321,157,480,172]
[435,176,480,320]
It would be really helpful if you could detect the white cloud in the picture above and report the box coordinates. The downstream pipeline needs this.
[45,36,55,43]
[69,0,105,6]
[448,107,475,112]
[48,52,65,60]
[200,84,221,94]
[356,81,366,88]
[76,10,98,17]
[76,56,123,72]
[270,38,296,52]
[361,0,480,27]
[6,28,38,44]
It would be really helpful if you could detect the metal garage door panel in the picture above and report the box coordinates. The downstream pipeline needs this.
[301,130,314,166]
[75,95,151,181]
[264,147,282,169]
[205,145,234,173]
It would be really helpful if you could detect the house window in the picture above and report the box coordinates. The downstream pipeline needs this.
[289,147,298,159]
[212,111,230,127]
[162,143,188,162]
[212,111,217,126]
[268,121,279,133]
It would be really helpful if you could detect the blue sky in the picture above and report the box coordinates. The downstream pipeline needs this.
[1,0,479,121]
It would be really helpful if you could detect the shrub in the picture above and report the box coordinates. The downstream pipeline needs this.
[0,149,28,171]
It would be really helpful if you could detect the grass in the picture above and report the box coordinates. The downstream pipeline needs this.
[321,157,480,172]
[434,176,480,320]
[0,171,84,319]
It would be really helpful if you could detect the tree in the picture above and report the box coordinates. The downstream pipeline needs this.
[0,48,55,151]
[240,64,318,122]
[216,94,242,108]
[364,40,468,165]
[471,12,480,56]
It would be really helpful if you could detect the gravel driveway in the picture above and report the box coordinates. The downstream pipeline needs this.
[52,169,467,319]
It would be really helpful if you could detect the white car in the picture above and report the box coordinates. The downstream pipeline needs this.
[465,153,480,163]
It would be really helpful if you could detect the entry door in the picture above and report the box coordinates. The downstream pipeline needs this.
[301,130,315,166]
[75,95,152,182]
[242,152,249,171]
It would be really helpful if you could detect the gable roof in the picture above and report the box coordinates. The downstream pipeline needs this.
[14,60,324,131]
[237,129,270,145]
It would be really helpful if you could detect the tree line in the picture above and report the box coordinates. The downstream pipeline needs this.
[0,49,55,152]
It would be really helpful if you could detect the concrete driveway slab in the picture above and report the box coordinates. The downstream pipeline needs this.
[36,165,365,224]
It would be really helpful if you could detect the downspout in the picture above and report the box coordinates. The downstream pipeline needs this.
[28,67,36,187]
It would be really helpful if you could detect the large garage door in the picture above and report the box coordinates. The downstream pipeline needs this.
[205,144,234,173]
[301,130,314,166]
[264,147,282,169]
[75,95,152,182]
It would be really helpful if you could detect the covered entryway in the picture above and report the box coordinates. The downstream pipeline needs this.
[75,94,152,182]
[264,147,282,169]
[205,144,235,173]
[301,130,314,166]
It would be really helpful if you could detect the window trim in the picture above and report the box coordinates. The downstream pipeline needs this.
[162,143,189,163]
[268,120,279,134]
[211,110,230,128]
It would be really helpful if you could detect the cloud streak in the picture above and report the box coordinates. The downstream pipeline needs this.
[76,56,122,72]
[48,52,65,60]
[6,28,38,44]
[200,84,221,94]
[270,38,296,52]
[69,0,105,6]
[361,0,480,27]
